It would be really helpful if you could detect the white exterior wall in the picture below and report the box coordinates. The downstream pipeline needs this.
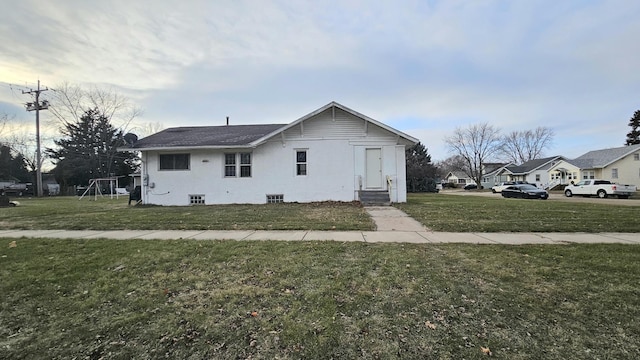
[140,108,410,205]
[605,155,640,187]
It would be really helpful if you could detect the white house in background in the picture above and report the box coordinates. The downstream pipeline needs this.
[121,102,418,206]
[445,171,472,186]
[547,144,640,188]
[489,156,565,189]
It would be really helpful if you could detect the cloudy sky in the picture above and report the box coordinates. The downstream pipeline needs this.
[1,0,639,161]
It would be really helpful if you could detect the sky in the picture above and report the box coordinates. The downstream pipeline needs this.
[1,0,639,162]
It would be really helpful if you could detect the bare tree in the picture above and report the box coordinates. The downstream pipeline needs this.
[0,112,12,135]
[134,121,165,138]
[435,155,467,178]
[46,82,143,132]
[500,127,554,164]
[444,123,502,187]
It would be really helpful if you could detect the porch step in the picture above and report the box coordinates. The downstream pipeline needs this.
[359,190,391,206]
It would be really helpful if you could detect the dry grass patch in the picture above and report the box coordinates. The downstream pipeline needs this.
[2,238,639,359]
[397,193,640,232]
[0,197,374,231]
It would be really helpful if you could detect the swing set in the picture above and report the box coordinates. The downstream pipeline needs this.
[78,176,126,200]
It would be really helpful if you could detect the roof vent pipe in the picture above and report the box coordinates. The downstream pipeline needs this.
[226,116,229,126]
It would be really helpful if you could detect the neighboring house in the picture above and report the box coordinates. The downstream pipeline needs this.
[121,102,418,206]
[481,162,511,189]
[445,163,509,188]
[547,144,640,187]
[495,156,566,189]
[445,171,472,186]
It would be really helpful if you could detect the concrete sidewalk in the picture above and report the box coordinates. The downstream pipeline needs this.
[1,229,639,244]
[2,206,638,244]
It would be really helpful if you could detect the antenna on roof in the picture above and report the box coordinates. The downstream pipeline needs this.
[226,116,229,126]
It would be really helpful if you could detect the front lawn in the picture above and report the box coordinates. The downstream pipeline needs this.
[396,193,640,232]
[0,197,374,231]
[1,238,639,359]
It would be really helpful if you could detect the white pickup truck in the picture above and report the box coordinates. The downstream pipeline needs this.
[564,179,637,199]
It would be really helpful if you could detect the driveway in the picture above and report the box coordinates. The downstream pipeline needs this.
[443,189,640,206]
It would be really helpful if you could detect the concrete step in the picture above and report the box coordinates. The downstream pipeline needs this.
[359,190,390,206]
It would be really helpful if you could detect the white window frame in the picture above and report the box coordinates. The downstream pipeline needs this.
[612,168,618,179]
[295,149,308,176]
[224,152,252,178]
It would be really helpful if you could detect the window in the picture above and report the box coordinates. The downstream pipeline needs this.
[296,150,307,176]
[224,153,252,178]
[266,194,284,203]
[535,174,541,182]
[240,153,251,177]
[224,153,236,177]
[634,153,639,161]
[457,179,466,184]
[159,154,190,170]
[189,195,205,205]
[612,168,618,179]
[582,171,595,179]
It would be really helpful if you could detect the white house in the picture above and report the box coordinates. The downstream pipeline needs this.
[495,156,566,189]
[122,102,418,206]
[547,144,640,187]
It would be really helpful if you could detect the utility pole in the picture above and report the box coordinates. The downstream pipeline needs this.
[23,80,49,197]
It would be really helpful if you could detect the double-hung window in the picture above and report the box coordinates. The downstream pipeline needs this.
[224,153,252,178]
[224,154,236,177]
[159,154,190,170]
[296,150,307,176]
[240,153,251,177]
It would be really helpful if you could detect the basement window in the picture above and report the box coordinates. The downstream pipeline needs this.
[189,194,205,205]
[266,194,284,203]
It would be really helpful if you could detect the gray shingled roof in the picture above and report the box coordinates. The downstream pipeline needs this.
[565,144,640,168]
[506,156,563,174]
[130,124,286,149]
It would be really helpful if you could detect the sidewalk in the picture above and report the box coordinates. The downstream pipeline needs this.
[1,229,639,244]
[2,206,639,245]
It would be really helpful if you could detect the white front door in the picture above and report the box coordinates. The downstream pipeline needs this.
[365,148,383,189]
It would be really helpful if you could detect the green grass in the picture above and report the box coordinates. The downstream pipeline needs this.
[1,238,639,359]
[0,197,374,231]
[397,193,640,232]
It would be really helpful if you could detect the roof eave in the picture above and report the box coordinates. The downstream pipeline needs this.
[118,144,257,152]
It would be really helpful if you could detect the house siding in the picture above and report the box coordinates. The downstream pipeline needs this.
[141,113,406,205]
[605,154,640,186]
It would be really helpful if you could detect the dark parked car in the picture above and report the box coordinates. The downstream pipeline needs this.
[463,183,482,190]
[501,184,548,199]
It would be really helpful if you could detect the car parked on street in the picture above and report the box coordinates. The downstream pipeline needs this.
[564,179,636,199]
[463,183,483,190]
[501,184,548,200]
[491,181,515,193]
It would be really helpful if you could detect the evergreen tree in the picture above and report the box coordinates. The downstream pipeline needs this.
[0,144,31,182]
[48,109,139,187]
[626,110,640,146]
[405,142,437,192]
